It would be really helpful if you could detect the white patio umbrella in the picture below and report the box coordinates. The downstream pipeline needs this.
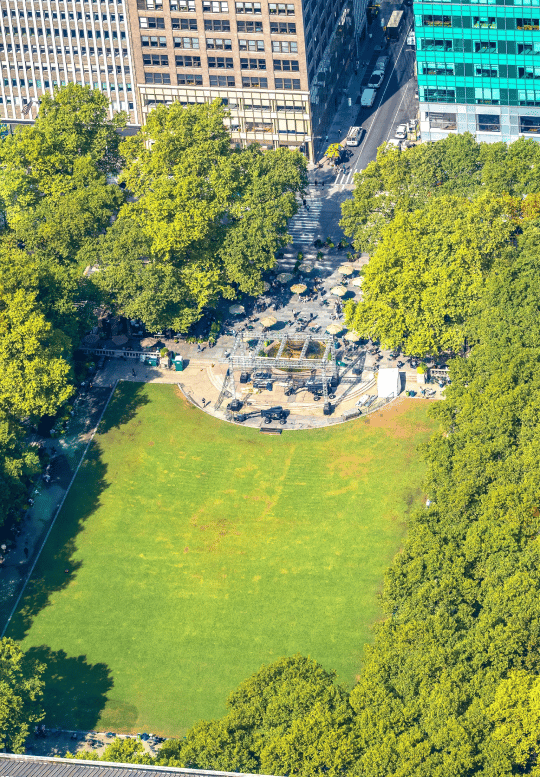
[277,272,293,283]
[262,282,271,292]
[345,331,361,342]
[112,334,129,346]
[352,276,364,287]
[338,264,354,275]
[331,285,347,296]
[83,333,100,345]
[140,337,157,348]
[326,323,343,335]
[299,262,314,273]
[229,304,245,315]
[260,315,277,328]
[290,283,307,294]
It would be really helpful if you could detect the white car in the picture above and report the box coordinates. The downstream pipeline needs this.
[394,123,408,139]
[367,70,384,89]
[406,31,415,46]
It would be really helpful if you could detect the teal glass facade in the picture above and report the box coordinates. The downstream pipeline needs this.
[416,3,540,106]
[416,1,540,140]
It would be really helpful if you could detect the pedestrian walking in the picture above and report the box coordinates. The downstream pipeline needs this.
[131,368,136,377]
[23,546,29,558]
[202,398,206,406]
[314,180,318,186]
[302,198,307,207]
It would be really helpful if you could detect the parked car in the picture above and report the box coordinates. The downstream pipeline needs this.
[375,55,389,71]
[367,70,384,89]
[394,123,408,139]
[406,30,415,45]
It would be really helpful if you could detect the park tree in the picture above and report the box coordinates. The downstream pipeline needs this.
[489,672,540,775]
[89,100,307,332]
[0,638,45,753]
[68,737,154,765]
[158,655,356,775]
[344,193,514,355]
[0,412,39,527]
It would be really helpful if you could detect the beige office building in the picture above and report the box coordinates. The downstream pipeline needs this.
[0,0,356,159]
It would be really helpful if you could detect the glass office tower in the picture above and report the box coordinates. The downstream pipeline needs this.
[416,2,540,142]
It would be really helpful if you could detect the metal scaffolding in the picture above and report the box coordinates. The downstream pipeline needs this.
[224,332,338,375]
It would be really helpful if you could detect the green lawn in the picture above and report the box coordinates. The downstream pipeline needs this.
[9,384,435,736]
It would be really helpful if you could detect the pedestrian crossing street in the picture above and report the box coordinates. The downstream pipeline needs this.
[287,196,324,247]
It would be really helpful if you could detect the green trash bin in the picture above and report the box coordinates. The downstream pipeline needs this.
[174,356,184,372]
[148,356,158,367]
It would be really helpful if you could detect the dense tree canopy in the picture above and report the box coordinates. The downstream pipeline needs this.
[0,638,45,752]
[341,134,540,354]
[88,100,307,332]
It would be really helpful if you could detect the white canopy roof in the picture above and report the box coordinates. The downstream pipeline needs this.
[377,367,400,399]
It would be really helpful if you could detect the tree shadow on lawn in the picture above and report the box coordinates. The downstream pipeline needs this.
[99,381,151,434]
[24,646,114,731]
[8,383,151,642]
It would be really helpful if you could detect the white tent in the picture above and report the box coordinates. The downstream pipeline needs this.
[377,367,400,399]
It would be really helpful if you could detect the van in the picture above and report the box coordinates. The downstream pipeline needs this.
[361,88,376,108]
[346,126,363,146]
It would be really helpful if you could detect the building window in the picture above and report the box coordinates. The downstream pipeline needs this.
[276,101,304,111]
[519,90,540,106]
[172,17,197,28]
[477,113,500,131]
[177,72,202,83]
[520,115,540,133]
[272,40,297,52]
[472,16,495,28]
[475,87,500,104]
[421,62,454,75]
[141,35,168,46]
[242,75,268,87]
[245,121,272,131]
[206,37,232,48]
[208,55,234,67]
[176,54,201,65]
[210,74,236,85]
[519,43,540,54]
[170,0,195,9]
[139,16,165,27]
[519,66,540,79]
[273,58,299,70]
[474,40,496,52]
[145,71,171,82]
[235,2,262,12]
[239,38,264,50]
[270,21,295,32]
[475,65,498,77]
[422,14,451,26]
[269,3,295,14]
[427,111,456,130]
[205,19,230,30]
[237,20,263,31]
[423,87,456,102]
[203,0,228,10]
[517,18,540,30]
[240,57,266,68]
[143,53,169,64]
[137,0,163,8]
[174,36,199,46]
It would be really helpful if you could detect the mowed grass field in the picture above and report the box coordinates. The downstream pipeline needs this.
[8,384,435,736]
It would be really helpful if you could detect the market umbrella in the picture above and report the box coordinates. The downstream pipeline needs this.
[260,315,277,328]
[326,323,343,335]
[338,264,354,275]
[331,285,347,296]
[83,333,99,345]
[262,282,271,292]
[112,335,128,346]
[140,337,157,348]
[277,272,293,283]
[229,304,245,315]
[352,276,364,287]
[299,262,314,273]
[345,331,361,342]
[290,283,307,294]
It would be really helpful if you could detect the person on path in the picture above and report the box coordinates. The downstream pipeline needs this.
[23,546,29,558]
